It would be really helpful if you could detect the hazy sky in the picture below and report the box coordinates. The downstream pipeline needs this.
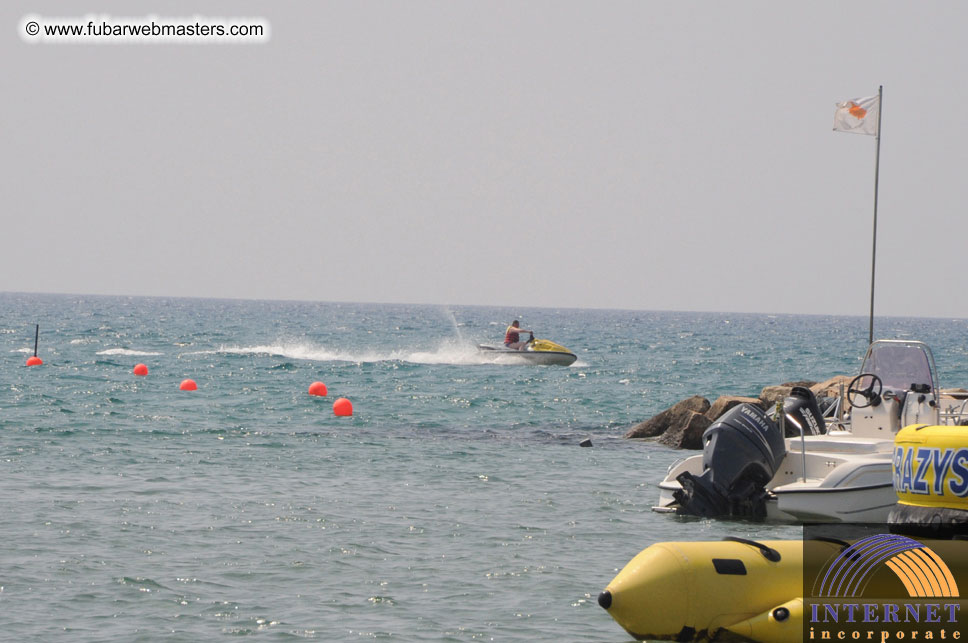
[4,2,966,317]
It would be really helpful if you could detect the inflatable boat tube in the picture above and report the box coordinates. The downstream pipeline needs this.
[598,538,814,640]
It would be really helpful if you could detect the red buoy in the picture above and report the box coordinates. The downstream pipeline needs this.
[308,381,328,396]
[179,378,197,391]
[27,325,41,366]
[333,397,353,416]
[133,363,149,376]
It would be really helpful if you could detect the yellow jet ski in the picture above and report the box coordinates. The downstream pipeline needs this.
[477,333,577,366]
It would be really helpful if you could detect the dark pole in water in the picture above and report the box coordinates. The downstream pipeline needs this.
[33,324,39,357]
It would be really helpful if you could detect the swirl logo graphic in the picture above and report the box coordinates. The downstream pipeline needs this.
[815,534,959,599]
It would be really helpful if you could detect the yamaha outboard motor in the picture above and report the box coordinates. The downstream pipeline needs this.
[782,386,826,437]
[674,404,786,519]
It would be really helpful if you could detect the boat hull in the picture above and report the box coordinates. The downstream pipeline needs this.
[655,441,898,523]
[771,482,896,523]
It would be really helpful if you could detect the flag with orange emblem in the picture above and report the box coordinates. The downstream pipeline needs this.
[834,94,879,136]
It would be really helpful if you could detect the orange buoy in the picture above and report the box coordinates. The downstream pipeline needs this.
[27,325,41,366]
[179,378,197,391]
[308,381,328,396]
[333,397,353,416]
[133,363,149,376]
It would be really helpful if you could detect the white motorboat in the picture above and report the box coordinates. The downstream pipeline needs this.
[654,340,966,522]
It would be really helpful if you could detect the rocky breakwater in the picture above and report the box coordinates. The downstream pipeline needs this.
[625,375,851,449]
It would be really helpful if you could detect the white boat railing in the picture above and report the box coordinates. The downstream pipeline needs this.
[940,399,968,426]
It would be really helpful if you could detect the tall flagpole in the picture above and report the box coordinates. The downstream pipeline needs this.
[868,85,883,346]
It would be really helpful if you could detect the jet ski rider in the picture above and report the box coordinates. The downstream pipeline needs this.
[504,320,533,350]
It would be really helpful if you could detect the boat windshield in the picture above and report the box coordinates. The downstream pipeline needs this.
[859,342,934,391]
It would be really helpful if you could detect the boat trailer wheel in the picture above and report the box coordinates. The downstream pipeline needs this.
[847,373,883,409]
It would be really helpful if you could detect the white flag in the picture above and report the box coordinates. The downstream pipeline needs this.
[834,94,879,136]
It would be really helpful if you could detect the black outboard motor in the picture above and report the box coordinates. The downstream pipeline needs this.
[782,386,826,437]
[674,404,786,519]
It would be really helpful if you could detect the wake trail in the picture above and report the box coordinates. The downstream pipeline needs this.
[185,340,500,365]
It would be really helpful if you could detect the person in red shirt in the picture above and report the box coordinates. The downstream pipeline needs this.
[504,320,533,350]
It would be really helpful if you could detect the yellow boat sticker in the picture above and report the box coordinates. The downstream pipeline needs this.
[893,445,968,501]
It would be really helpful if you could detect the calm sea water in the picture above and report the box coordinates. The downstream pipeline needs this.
[3,293,968,641]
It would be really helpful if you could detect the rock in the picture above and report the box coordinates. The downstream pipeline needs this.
[626,374,856,449]
[810,375,852,399]
[759,385,794,408]
[761,381,828,408]
[782,380,818,388]
[706,395,763,422]
[625,395,710,439]
[657,411,713,450]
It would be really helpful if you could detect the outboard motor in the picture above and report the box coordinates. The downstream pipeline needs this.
[782,386,826,437]
[674,404,786,519]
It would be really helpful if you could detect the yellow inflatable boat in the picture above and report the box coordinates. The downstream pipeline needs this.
[891,424,968,535]
[598,537,841,641]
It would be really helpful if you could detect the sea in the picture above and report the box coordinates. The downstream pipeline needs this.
[3,292,968,642]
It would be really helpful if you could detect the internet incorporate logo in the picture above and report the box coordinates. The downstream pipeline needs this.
[816,534,959,599]
[805,530,964,641]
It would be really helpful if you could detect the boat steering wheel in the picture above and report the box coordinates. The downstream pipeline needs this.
[847,373,883,409]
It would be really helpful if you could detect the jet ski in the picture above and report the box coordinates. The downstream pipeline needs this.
[477,333,577,366]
